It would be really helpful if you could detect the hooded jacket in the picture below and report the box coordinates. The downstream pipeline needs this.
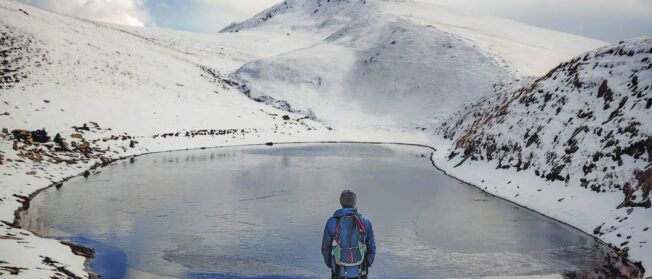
[321,207,376,277]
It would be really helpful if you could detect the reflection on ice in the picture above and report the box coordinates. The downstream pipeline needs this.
[24,144,608,278]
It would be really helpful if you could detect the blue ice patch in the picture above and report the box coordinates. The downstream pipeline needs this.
[58,236,128,279]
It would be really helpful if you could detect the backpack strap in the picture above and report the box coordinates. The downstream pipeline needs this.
[333,214,368,270]
[335,214,366,242]
[334,216,342,244]
[353,214,366,234]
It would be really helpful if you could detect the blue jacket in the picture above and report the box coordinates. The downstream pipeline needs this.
[321,208,376,277]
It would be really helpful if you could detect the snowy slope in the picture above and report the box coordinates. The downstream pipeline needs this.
[233,17,511,128]
[436,37,652,269]
[0,1,351,278]
[221,0,369,33]
[0,0,636,277]
[221,0,605,130]
[384,1,607,77]
[0,0,321,136]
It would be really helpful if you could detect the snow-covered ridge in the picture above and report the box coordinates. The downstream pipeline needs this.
[0,0,342,277]
[220,0,371,33]
[218,0,606,130]
[439,37,652,206]
[1,0,641,277]
[383,1,608,77]
[437,37,652,267]
[0,0,320,136]
[224,0,516,129]
[231,16,512,127]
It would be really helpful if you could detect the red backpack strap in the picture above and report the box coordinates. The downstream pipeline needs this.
[335,214,366,242]
[334,216,343,243]
[354,214,366,234]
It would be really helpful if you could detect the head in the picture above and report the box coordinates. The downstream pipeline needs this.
[340,190,357,208]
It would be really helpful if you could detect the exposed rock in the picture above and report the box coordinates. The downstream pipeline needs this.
[72,123,90,132]
[562,247,645,279]
[41,256,85,279]
[0,24,49,90]
[53,133,69,152]
[0,266,26,275]
[438,38,652,209]
[30,129,49,143]
[61,241,95,258]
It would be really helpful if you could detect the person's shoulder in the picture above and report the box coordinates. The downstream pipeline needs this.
[358,214,372,225]
[326,216,337,225]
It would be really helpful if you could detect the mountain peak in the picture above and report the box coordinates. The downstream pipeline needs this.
[220,0,370,33]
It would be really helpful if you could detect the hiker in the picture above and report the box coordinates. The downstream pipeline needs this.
[321,190,376,279]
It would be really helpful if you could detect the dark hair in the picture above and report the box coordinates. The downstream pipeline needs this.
[340,190,357,208]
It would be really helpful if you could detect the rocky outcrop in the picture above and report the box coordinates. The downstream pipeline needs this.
[439,37,652,208]
[0,24,49,90]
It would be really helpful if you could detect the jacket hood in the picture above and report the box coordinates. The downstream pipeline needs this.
[333,207,358,217]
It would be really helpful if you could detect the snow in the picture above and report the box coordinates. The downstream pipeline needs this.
[233,17,512,128]
[434,37,652,270]
[430,135,652,271]
[385,0,607,77]
[0,0,649,277]
[223,0,605,130]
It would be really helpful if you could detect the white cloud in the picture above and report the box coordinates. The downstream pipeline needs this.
[166,0,652,40]
[19,0,651,41]
[20,0,150,27]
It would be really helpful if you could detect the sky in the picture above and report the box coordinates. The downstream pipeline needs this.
[18,0,652,42]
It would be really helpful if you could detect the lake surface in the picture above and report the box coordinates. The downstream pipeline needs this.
[23,143,609,278]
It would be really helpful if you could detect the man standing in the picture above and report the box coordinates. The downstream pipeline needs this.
[321,190,376,279]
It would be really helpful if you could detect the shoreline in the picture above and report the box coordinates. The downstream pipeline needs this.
[13,140,644,278]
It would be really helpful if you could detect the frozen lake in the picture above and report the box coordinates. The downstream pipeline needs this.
[23,143,609,278]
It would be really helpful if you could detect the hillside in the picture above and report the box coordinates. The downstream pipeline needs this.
[0,1,343,278]
[0,0,327,136]
[0,0,637,278]
[221,0,368,33]
[220,0,605,129]
[436,37,652,269]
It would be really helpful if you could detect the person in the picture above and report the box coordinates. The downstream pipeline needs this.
[321,190,376,279]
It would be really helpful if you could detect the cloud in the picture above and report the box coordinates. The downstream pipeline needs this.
[20,0,150,27]
[421,0,652,42]
[18,0,652,41]
[159,0,652,41]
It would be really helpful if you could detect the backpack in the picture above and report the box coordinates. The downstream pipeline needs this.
[332,213,367,269]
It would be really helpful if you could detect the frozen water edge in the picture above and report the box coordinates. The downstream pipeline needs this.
[430,135,652,272]
[0,0,627,277]
[2,129,647,278]
[0,128,426,279]
[24,142,610,278]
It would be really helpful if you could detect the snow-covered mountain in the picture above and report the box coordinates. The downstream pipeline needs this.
[1,1,337,278]
[1,0,646,277]
[437,37,652,268]
[0,0,330,136]
[439,37,651,208]
[221,0,369,33]
[220,0,605,129]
